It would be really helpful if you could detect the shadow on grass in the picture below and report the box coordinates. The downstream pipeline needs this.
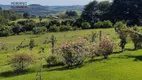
[113,51,123,54]
[44,64,84,72]
[125,55,142,61]
[125,48,136,51]
[0,69,35,77]
[43,63,65,68]
[86,58,105,63]
[48,64,84,71]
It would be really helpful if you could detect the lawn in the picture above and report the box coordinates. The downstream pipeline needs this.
[0,28,142,80]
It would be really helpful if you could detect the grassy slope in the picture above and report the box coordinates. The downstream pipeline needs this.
[10,18,51,23]
[0,28,142,80]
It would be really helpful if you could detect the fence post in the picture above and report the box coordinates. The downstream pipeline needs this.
[51,35,55,54]
[99,31,102,41]
[91,32,97,43]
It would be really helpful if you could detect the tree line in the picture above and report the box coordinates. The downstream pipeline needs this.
[81,0,142,27]
[1,0,142,37]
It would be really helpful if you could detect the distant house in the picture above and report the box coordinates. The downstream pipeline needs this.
[52,16,58,19]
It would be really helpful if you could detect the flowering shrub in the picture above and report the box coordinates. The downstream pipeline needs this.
[99,36,115,59]
[9,53,35,71]
[86,44,102,60]
[56,39,88,68]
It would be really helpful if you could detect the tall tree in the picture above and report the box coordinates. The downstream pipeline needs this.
[23,13,30,19]
[98,1,111,20]
[110,0,142,25]
[0,16,8,25]
[0,7,2,10]
[81,0,111,27]
[81,0,99,25]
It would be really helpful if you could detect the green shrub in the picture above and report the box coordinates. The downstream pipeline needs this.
[61,20,74,26]
[12,24,22,35]
[49,25,60,32]
[133,25,141,32]
[0,16,8,25]
[45,54,64,67]
[114,21,127,32]
[37,21,49,27]
[72,26,82,30]
[94,20,113,28]
[81,22,91,29]
[33,27,47,34]
[94,21,103,28]
[17,20,36,31]
[60,25,72,31]
[49,20,61,26]
[103,20,113,28]
[0,25,12,37]
[9,53,35,71]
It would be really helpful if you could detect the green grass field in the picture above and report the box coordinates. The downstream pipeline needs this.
[10,18,51,23]
[0,28,142,80]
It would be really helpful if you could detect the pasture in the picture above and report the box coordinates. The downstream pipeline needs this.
[0,28,142,80]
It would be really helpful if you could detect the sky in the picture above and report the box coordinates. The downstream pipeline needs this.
[0,0,109,6]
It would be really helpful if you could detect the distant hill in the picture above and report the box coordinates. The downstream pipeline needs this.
[0,5,11,10]
[0,4,84,16]
[48,5,84,11]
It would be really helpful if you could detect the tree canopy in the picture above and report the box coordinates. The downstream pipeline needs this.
[81,0,111,27]
[110,0,142,25]
[65,11,78,17]
[81,0,142,26]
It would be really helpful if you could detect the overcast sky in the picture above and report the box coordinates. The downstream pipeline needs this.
[0,0,110,5]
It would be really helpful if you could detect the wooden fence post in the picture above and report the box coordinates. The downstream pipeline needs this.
[51,35,55,54]
[99,31,102,41]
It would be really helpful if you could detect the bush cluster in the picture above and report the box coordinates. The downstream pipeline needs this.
[54,36,115,68]
[94,20,113,28]
[0,17,115,37]
[33,27,47,34]
[56,40,88,67]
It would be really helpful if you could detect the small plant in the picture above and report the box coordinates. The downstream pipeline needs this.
[9,53,35,71]
[29,39,35,50]
[45,54,64,67]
